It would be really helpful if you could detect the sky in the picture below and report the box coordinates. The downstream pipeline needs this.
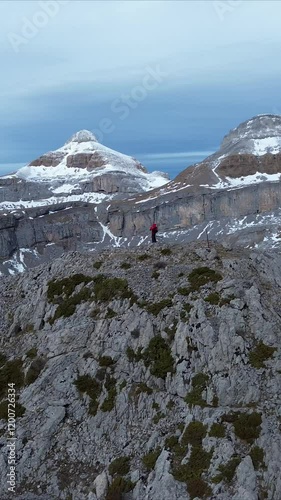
[1,0,281,179]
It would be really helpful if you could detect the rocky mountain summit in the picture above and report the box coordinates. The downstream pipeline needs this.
[0,242,280,499]
[1,115,281,275]
[0,130,169,210]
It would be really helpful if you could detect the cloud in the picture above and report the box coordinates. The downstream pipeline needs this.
[1,0,281,166]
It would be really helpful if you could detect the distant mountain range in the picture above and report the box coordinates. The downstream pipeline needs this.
[1,114,281,275]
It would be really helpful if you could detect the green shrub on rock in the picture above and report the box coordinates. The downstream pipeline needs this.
[181,421,207,447]
[143,336,174,379]
[187,478,212,500]
[25,357,46,385]
[250,446,265,469]
[106,476,134,500]
[0,353,7,368]
[146,299,173,316]
[212,456,241,483]
[93,261,103,269]
[249,341,277,369]
[142,448,161,471]
[109,456,130,476]
[187,267,222,292]
[98,356,115,367]
[233,412,262,443]
[185,373,209,408]
[100,376,117,412]
[209,422,225,438]
[221,411,262,443]
[0,359,25,399]
[74,374,101,416]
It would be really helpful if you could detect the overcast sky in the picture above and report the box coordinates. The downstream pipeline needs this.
[1,0,281,177]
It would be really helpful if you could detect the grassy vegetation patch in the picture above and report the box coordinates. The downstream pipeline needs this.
[49,287,92,324]
[98,356,115,367]
[151,271,160,279]
[0,359,25,399]
[187,478,212,500]
[250,446,265,469]
[0,353,7,368]
[109,456,130,476]
[181,421,207,447]
[26,348,37,359]
[165,435,179,450]
[138,254,151,261]
[100,375,117,412]
[221,411,262,443]
[93,261,103,269]
[172,445,213,484]
[74,374,101,416]
[93,275,135,303]
[120,262,131,269]
[105,476,134,500]
[188,267,223,291]
[135,383,153,396]
[205,292,220,305]
[249,341,277,369]
[205,292,236,306]
[47,274,92,303]
[160,248,172,256]
[153,411,165,424]
[126,347,143,363]
[106,308,118,319]
[185,373,209,408]
[142,448,161,471]
[146,298,173,316]
[233,412,262,443]
[25,357,46,385]
[209,422,225,438]
[143,336,174,379]
[212,456,241,484]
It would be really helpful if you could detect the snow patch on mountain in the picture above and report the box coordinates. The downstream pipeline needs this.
[0,192,110,210]
[252,137,281,155]
[201,171,281,190]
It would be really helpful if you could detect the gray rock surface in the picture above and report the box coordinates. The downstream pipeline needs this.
[0,243,280,499]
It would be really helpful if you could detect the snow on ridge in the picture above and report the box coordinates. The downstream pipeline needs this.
[200,171,281,191]
[0,192,110,210]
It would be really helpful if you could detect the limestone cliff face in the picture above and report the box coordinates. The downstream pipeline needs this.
[0,244,280,499]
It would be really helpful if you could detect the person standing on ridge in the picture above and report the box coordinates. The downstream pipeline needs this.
[150,223,158,243]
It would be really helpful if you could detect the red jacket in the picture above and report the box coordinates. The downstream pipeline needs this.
[150,224,158,232]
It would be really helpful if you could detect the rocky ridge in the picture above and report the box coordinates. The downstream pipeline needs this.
[1,115,281,275]
[0,242,281,499]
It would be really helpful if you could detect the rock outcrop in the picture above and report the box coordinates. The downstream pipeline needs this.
[0,243,280,499]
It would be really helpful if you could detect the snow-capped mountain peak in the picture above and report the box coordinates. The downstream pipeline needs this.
[0,131,169,210]
[220,114,281,156]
